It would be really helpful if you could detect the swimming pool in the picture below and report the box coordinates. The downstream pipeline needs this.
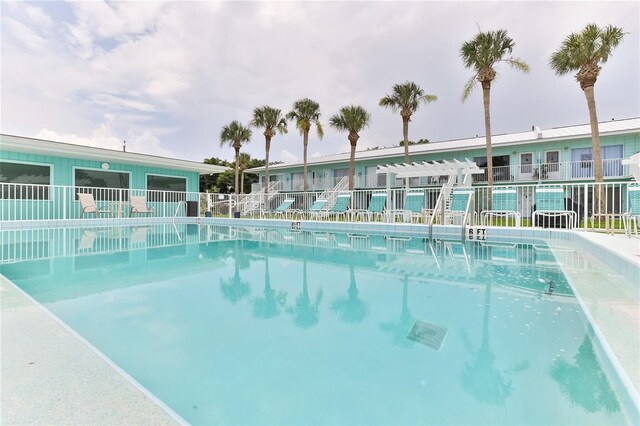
[1,223,637,424]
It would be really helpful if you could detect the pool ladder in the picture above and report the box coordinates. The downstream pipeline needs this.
[173,200,188,223]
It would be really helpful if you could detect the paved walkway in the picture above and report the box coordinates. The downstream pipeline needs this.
[1,277,180,425]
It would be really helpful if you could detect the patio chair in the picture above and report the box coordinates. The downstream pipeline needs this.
[444,187,475,225]
[130,196,155,216]
[321,192,352,221]
[390,191,429,223]
[480,186,521,226]
[352,191,387,222]
[77,192,113,218]
[532,185,576,229]
[260,198,295,219]
[623,184,640,237]
[296,198,328,220]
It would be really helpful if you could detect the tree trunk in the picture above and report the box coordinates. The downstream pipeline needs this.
[482,82,493,209]
[303,130,309,193]
[234,146,240,195]
[583,85,605,215]
[264,135,271,208]
[241,169,245,194]
[348,135,358,191]
[402,116,410,162]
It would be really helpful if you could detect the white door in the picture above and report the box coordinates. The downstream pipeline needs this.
[519,153,533,181]
[545,151,560,179]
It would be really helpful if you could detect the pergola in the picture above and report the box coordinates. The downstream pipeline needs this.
[622,152,640,183]
[376,158,484,189]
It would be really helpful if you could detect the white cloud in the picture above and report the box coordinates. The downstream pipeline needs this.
[35,122,175,158]
[311,152,322,159]
[2,1,638,166]
[280,150,299,163]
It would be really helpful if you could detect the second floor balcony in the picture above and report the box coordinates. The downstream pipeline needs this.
[255,158,630,192]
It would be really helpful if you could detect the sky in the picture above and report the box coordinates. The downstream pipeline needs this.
[1,1,639,165]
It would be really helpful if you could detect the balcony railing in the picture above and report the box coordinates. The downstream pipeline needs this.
[252,159,629,192]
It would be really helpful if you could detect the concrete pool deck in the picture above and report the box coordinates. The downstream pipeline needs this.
[0,276,180,425]
[1,227,638,424]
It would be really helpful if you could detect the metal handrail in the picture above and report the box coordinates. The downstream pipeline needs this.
[173,200,187,222]
[460,192,475,241]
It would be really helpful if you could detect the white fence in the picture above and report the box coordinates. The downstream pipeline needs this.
[1,181,635,232]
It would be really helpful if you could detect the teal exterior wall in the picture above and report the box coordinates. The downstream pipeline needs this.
[1,149,202,220]
[0,149,200,192]
[259,132,639,189]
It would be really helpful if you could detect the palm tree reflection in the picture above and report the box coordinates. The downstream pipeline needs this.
[287,255,323,328]
[461,275,513,405]
[550,336,620,413]
[252,256,287,319]
[331,256,368,323]
[220,241,250,304]
[380,274,414,347]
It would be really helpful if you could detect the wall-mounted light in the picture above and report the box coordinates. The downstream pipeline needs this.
[101,162,110,170]
[564,147,569,150]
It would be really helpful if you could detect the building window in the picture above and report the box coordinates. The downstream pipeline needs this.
[0,161,51,199]
[473,155,511,182]
[147,175,187,202]
[75,168,129,201]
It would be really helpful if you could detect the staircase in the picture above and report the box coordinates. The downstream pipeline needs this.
[316,176,349,209]
[238,180,281,215]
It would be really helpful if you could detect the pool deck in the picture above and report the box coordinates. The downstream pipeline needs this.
[0,276,180,425]
[1,227,638,424]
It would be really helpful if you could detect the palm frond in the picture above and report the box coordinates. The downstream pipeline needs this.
[220,120,252,148]
[550,23,625,75]
[506,58,530,72]
[329,105,371,133]
[288,98,322,137]
[461,75,477,102]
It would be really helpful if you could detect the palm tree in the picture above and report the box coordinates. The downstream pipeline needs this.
[379,81,437,162]
[236,152,252,194]
[220,120,252,195]
[250,106,288,197]
[329,105,371,190]
[286,99,324,193]
[460,30,529,203]
[550,23,625,214]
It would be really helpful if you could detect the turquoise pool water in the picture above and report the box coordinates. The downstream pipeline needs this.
[1,224,633,425]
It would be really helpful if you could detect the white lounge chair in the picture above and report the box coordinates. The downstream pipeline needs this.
[130,196,155,216]
[78,192,113,218]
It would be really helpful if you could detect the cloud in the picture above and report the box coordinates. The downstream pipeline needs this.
[35,122,175,158]
[2,1,638,166]
[280,150,299,163]
[311,152,322,159]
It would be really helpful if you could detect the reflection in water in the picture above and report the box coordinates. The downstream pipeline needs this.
[331,255,368,323]
[550,336,620,413]
[252,256,287,319]
[380,275,414,348]
[220,241,251,304]
[287,255,323,328]
[461,267,514,406]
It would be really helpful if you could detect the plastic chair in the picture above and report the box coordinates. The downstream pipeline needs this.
[532,185,576,229]
[480,186,521,226]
